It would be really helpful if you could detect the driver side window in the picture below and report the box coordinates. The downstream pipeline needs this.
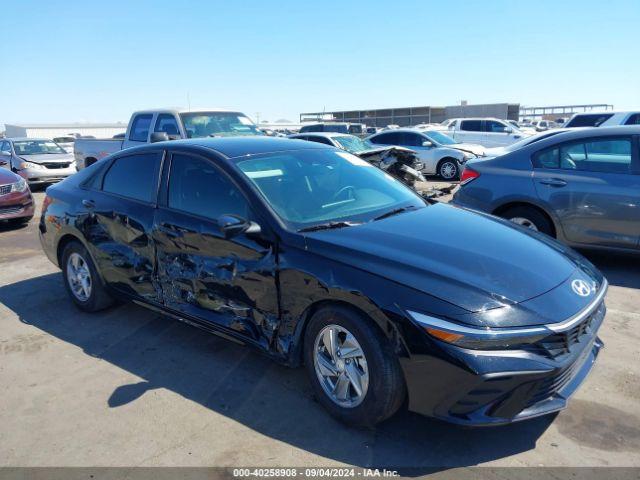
[168,154,251,221]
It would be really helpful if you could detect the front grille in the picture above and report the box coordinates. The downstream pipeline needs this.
[41,162,71,169]
[0,205,23,215]
[0,184,11,195]
[524,301,605,359]
[525,351,587,408]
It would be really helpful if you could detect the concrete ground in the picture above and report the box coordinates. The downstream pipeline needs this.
[0,189,639,471]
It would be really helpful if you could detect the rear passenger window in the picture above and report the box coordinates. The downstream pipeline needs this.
[460,120,482,131]
[168,154,251,221]
[102,153,161,202]
[370,132,400,144]
[533,138,632,174]
[129,114,153,142]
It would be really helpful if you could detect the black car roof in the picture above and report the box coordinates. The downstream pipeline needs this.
[164,136,331,158]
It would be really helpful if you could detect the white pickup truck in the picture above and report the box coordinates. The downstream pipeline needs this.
[74,108,261,169]
[432,117,532,147]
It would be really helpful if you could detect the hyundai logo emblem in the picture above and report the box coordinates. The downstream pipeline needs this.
[571,279,592,297]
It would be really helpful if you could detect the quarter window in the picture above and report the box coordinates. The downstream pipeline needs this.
[102,153,162,202]
[129,114,153,142]
[625,113,640,125]
[0,142,11,153]
[168,154,251,221]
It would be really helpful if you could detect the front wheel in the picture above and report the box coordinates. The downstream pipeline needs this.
[438,158,460,180]
[61,241,115,312]
[304,306,406,427]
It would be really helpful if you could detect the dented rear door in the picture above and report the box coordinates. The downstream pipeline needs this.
[152,152,279,347]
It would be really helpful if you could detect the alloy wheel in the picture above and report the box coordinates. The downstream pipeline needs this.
[509,216,539,231]
[313,324,369,408]
[66,252,92,302]
[440,161,458,180]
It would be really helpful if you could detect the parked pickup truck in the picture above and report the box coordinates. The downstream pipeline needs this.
[431,117,533,147]
[74,108,262,169]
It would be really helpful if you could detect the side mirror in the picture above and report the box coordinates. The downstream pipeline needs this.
[217,214,261,239]
[421,141,433,147]
[150,132,169,143]
[503,127,513,134]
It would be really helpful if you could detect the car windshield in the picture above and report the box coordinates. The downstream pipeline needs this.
[236,149,424,230]
[13,140,67,155]
[180,112,262,138]
[422,130,458,145]
[333,135,376,153]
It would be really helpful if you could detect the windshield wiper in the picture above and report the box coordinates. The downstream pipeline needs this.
[373,205,418,221]
[298,221,360,233]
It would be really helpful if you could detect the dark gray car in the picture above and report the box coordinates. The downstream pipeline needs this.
[452,126,640,252]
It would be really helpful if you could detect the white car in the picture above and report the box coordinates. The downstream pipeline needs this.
[366,128,478,180]
[564,110,640,128]
[432,117,533,147]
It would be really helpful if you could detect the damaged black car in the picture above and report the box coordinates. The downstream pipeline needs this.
[39,137,606,427]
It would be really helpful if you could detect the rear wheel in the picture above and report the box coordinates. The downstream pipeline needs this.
[500,206,554,236]
[61,241,114,312]
[438,158,460,180]
[304,305,406,427]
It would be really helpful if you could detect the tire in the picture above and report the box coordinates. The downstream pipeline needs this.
[61,241,114,312]
[437,158,460,180]
[500,205,554,237]
[304,305,406,427]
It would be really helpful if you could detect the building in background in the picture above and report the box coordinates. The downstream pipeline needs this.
[300,103,520,127]
[4,123,126,139]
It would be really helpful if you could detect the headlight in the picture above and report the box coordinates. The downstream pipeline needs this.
[18,160,45,170]
[10,178,28,193]
[407,310,551,350]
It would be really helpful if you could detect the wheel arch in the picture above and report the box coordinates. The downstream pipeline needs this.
[492,201,558,238]
[55,232,108,286]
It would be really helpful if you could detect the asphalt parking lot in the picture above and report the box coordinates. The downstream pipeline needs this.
[0,189,639,471]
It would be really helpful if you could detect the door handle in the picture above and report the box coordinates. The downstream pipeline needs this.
[82,199,95,208]
[539,178,567,187]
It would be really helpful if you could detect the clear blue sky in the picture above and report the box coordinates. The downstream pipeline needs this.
[1,0,639,126]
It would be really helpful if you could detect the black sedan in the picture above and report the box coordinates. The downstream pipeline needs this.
[39,137,606,426]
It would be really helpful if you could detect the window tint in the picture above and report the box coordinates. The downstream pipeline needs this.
[565,113,613,128]
[129,114,153,142]
[485,120,507,133]
[534,138,632,174]
[533,148,559,169]
[154,114,180,135]
[370,132,400,144]
[0,141,11,153]
[102,153,161,202]
[168,154,251,221]
[400,132,424,147]
[625,113,640,125]
[460,120,482,131]
[306,136,334,146]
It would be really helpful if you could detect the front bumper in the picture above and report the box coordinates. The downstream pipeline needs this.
[17,165,76,184]
[0,191,35,220]
[400,296,606,426]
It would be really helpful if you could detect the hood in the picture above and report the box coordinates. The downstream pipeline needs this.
[303,203,580,313]
[448,143,486,156]
[20,153,75,164]
[0,169,22,185]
